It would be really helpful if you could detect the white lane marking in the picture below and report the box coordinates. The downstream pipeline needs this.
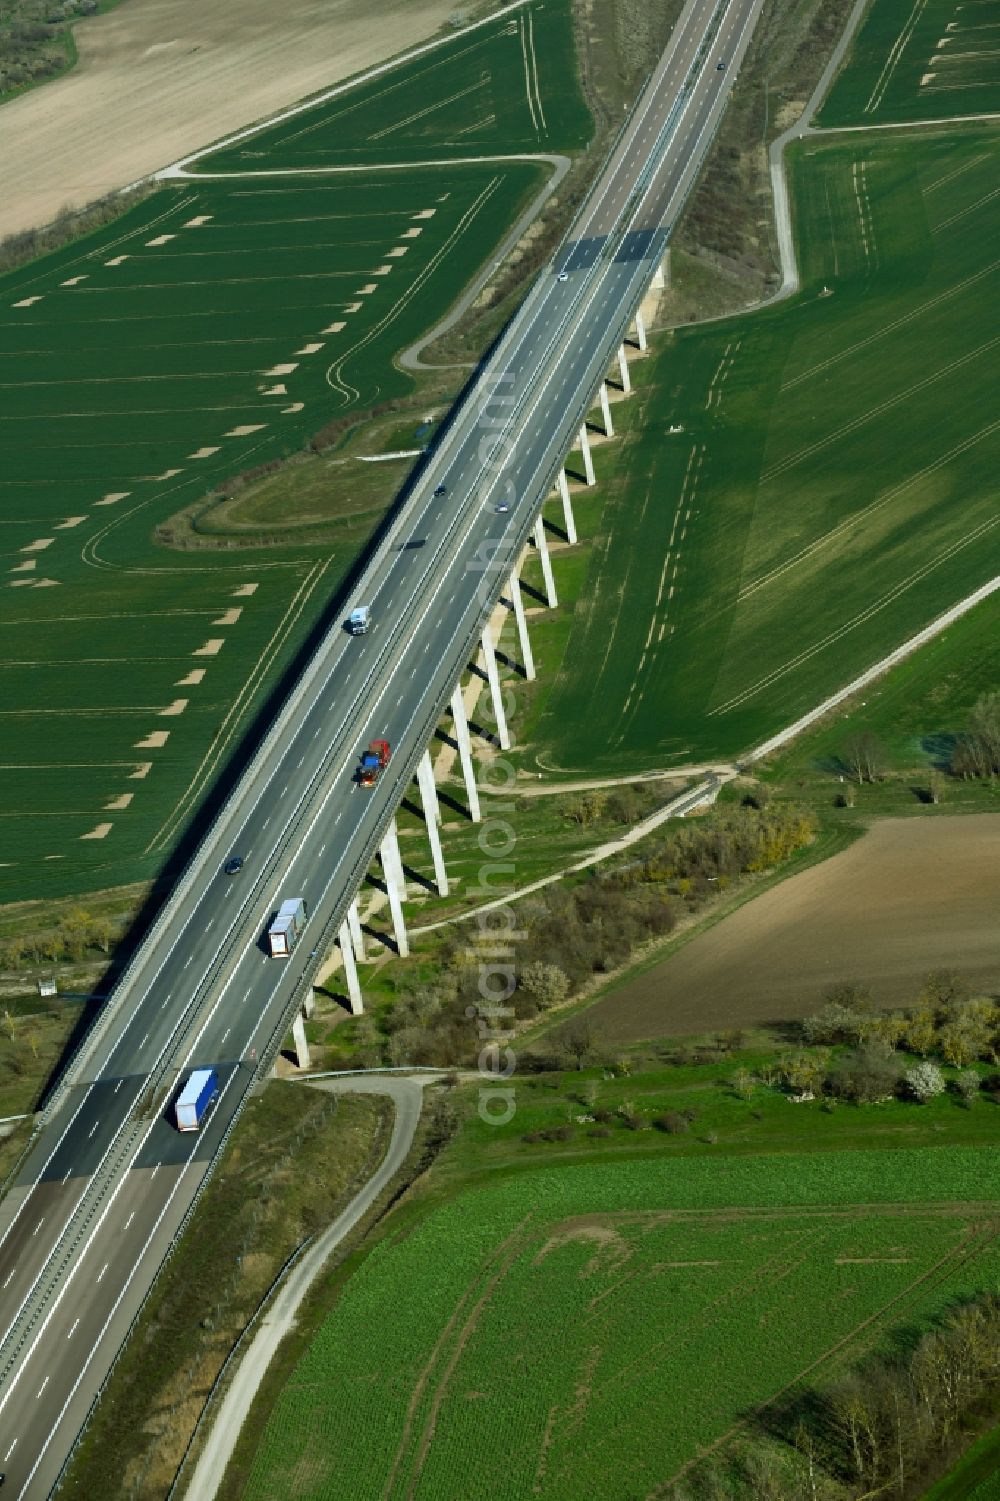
[61,1170,71,1185]
[113,1079,123,1094]
[124,1212,135,1231]
[96,1263,108,1282]
[37,1376,49,1398]
[32,1220,44,1235]
[67,1319,79,1340]
[3,1440,15,1460]
[16,1077,240,1494]
[2,1271,14,1290]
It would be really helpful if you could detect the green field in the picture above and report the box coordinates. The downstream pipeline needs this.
[242,1132,1000,1500]
[0,1,588,903]
[198,0,590,172]
[520,123,1000,774]
[819,0,1000,124]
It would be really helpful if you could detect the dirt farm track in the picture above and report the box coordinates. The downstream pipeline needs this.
[591,814,1000,1041]
[0,0,457,237]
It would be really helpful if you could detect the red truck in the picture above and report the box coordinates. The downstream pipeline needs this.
[358,738,391,787]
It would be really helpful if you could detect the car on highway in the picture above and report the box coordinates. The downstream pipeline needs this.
[223,855,244,876]
[495,501,510,513]
[347,604,371,635]
[557,271,569,282]
[433,483,447,496]
[716,58,725,69]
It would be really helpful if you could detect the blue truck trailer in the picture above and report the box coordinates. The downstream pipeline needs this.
[175,1068,220,1132]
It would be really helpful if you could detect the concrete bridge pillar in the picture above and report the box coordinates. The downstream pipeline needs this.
[346,896,366,962]
[338,920,364,1015]
[598,380,614,438]
[303,987,316,1018]
[556,468,577,545]
[577,422,596,486]
[533,517,558,609]
[507,568,535,681]
[631,309,647,352]
[480,624,511,752]
[617,344,631,394]
[291,1012,311,1070]
[450,685,481,822]
[379,817,409,957]
[417,750,449,897]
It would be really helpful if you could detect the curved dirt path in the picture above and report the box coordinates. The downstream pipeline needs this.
[184,1074,433,1501]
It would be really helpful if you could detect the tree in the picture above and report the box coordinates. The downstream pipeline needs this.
[563,791,607,827]
[843,729,887,785]
[518,961,569,1010]
[560,1020,594,1070]
[730,1067,755,1101]
[926,768,946,805]
[831,1042,901,1103]
[954,1069,981,1106]
[801,985,875,1045]
[905,1061,945,1102]
[938,1022,981,1069]
[952,693,1000,778]
[902,1005,937,1057]
[783,1051,828,1093]
[920,969,969,1011]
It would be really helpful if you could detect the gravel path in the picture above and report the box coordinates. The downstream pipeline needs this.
[183,1074,433,1501]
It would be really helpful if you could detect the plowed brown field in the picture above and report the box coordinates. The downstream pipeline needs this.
[589,813,1000,1041]
[1,0,457,236]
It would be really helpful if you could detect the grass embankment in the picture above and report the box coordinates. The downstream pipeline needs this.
[233,1050,1000,1501]
[60,1082,391,1501]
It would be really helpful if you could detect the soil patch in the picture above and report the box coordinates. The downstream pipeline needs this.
[0,0,457,237]
[590,814,1000,1041]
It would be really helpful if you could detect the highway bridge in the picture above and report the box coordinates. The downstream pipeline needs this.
[0,0,764,1489]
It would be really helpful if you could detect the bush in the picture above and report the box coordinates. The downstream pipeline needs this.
[518,961,569,1010]
[954,1068,981,1105]
[830,1043,902,1103]
[905,1061,946,1103]
[654,1112,689,1134]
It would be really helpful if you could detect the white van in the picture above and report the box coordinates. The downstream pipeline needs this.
[347,605,371,635]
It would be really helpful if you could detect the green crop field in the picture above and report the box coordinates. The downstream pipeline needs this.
[198,0,590,172]
[242,1144,1000,1500]
[818,0,1000,125]
[0,0,588,904]
[523,123,1000,774]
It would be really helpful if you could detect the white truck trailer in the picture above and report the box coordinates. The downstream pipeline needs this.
[267,896,307,958]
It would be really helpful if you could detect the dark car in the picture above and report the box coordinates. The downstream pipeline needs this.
[495,501,510,514]
[716,59,725,70]
[433,483,447,496]
[223,856,244,876]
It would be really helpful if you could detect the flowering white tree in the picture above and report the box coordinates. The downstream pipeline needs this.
[906,1061,945,1103]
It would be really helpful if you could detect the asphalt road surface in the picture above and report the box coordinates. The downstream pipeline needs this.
[0,0,765,1490]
